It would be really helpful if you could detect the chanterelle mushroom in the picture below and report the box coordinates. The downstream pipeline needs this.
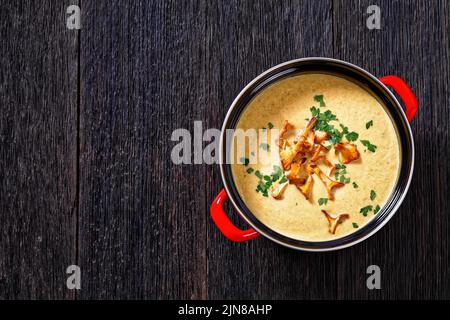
[278,120,293,148]
[301,117,317,138]
[321,210,349,234]
[270,181,289,200]
[280,137,307,170]
[311,164,344,200]
[314,131,329,144]
[310,144,328,162]
[312,155,335,176]
[335,142,360,164]
[297,174,314,200]
[279,118,317,170]
[286,160,308,185]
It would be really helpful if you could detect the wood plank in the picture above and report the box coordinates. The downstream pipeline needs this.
[333,0,450,299]
[78,0,209,299]
[0,1,78,299]
[205,0,337,299]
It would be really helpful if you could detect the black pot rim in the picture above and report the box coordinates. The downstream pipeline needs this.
[219,57,415,252]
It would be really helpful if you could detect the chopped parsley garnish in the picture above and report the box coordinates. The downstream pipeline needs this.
[374,205,381,214]
[340,124,359,141]
[370,190,377,201]
[310,106,320,117]
[319,109,338,122]
[309,107,343,144]
[309,103,359,145]
[340,124,349,134]
[314,94,325,107]
[366,120,373,129]
[271,165,283,181]
[254,165,287,198]
[260,143,270,151]
[334,164,350,183]
[273,165,283,173]
[246,168,254,174]
[352,222,359,228]
[361,140,377,152]
[345,131,359,141]
[318,198,328,206]
[240,157,249,166]
[267,122,274,129]
[360,205,373,216]
[352,182,358,188]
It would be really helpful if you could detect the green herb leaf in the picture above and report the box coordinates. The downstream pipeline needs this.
[329,129,343,144]
[319,110,337,122]
[374,204,381,214]
[258,180,266,190]
[361,140,377,152]
[314,95,325,107]
[360,205,373,216]
[255,165,287,198]
[260,143,270,151]
[335,164,346,170]
[310,106,320,117]
[271,165,283,181]
[370,190,377,201]
[340,124,349,134]
[352,222,359,228]
[345,131,359,141]
[267,122,274,129]
[366,120,373,129]
[309,107,349,145]
[352,182,358,188]
[273,165,283,175]
[246,168,254,174]
[318,198,328,206]
[240,157,249,166]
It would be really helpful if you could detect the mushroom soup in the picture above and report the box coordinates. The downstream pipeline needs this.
[231,73,400,241]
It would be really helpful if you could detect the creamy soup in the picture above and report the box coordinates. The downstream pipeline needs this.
[231,73,400,241]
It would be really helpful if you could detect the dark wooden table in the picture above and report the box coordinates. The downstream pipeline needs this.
[0,0,449,299]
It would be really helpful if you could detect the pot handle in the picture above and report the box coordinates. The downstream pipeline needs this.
[210,189,259,242]
[379,75,418,122]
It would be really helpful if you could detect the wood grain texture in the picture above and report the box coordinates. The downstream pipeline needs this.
[78,0,209,299]
[0,1,78,299]
[333,0,450,299]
